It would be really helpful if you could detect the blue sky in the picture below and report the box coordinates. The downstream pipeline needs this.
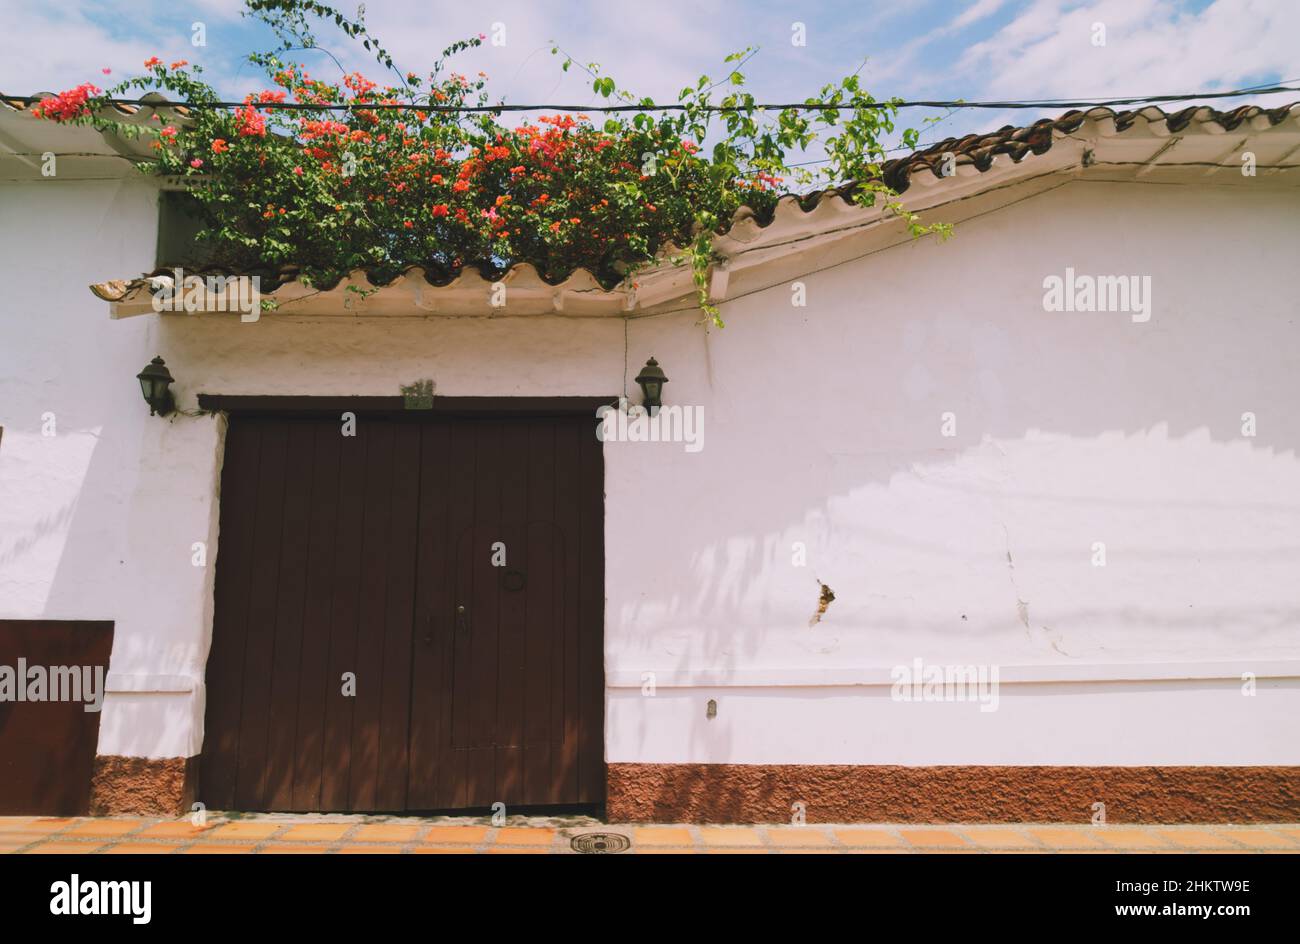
[3,0,1296,157]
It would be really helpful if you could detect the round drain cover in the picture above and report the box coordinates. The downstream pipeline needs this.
[570,832,631,854]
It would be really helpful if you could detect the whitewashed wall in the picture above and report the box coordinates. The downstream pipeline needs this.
[2,176,1297,767]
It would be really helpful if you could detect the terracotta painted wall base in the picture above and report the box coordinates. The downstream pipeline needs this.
[90,755,197,817]
[607,764,1300,824]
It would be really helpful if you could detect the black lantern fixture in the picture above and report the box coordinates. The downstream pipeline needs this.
[136,355,175,416]
[635,356,668,415]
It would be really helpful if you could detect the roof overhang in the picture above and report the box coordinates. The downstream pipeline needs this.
[86,102,1300,320]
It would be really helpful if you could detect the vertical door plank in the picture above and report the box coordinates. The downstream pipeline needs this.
[264,419,317,810]
[407,419,452,808]
[464,421,502,807]
[292,418,342,810]
[552,418,584,802]
[233,418,289,809]
[494,419,530,804]
[522,420,558,803]
[321,416,367,811]
[437,420,478,808]
[376,421,420,810]
[202,418,262,809]
[349,419,395,811]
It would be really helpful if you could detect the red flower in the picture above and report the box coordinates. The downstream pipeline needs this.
[30,83,101,121]
[431,204,449,217]
[211,138,229,154]
[453,180,469,193]
[170,60,188,70]
[144,57,162,68]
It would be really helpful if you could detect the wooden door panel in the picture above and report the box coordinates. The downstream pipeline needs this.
[205,410,603,812]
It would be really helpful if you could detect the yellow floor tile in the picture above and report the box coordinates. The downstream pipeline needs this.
[207,821,283,840]
[1093,828,1173,849]
[422,826,489,844]
[765,828,836,847]
[278,823,354,842]
[698,826,764,847]
[1024,827,1106,849]
[832,828,907,848]
[961,828,1037,849]
[63,819,146,838]
[1217,829,1298,849]
[351,824,424,843]
[1153,828,1246,850]
[899,829,972,848]
[23,841,105,853]
[492,827,555,846]
[632,827,694,847]
[136,821,216,840]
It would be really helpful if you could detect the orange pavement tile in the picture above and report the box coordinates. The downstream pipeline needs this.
[336,844,404,854]
[765,828,837,848]
[702,847,772,854]
[278,823,354,842]
[0,840,42,854]
[257,844,330,854]
[182,844,259,854]
[102,843,182,855]
[899,829,972,849]
[63,819,146,838]
[351,824,424,843]
[1024,827,1106,849]
[485,846,550,854]
[492,827,556,846]
[4,818,74,835]
[698,826,765,847]
[1093,829,1174,850]
[413,846,479,854]
[1153,828,1248,850]
[422,826,489,844]
[207,821,283,840]
[136,821,215,840]
[1273,828,1300,844]
[635,847,698,854]
[961,829,1038,849]
[632,827,694,847]
[832,829,907,848]
[0,818,38,831]
[1218,829,1298,849]
[23,841,105,854]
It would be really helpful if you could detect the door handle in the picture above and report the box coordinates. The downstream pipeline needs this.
[456,604,470,633]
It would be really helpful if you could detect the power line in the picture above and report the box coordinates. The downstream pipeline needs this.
[8,83,1298,114]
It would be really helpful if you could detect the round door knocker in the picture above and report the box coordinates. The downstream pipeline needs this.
[502,569,526,592]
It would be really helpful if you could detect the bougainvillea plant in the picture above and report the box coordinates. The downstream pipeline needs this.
[31,0,949,326]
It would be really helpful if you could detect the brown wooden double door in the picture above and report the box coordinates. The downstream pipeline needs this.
[201,410,604,811]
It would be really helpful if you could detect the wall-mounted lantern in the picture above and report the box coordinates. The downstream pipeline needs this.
[136,355,175,416]
[635,356,668,415]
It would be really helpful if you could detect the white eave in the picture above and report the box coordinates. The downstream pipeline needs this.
[84,101,1300,320]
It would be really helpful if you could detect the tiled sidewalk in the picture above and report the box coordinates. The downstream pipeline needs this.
[3,816,1299,854]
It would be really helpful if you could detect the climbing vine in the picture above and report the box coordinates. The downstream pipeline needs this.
[32,0,949,326]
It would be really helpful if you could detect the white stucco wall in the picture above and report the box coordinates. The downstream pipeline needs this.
[2,175,1297,766]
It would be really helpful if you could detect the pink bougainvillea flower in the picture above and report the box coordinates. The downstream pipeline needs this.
[292,165,304,176]
[189,158,204,168]
[30,83,102,121]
